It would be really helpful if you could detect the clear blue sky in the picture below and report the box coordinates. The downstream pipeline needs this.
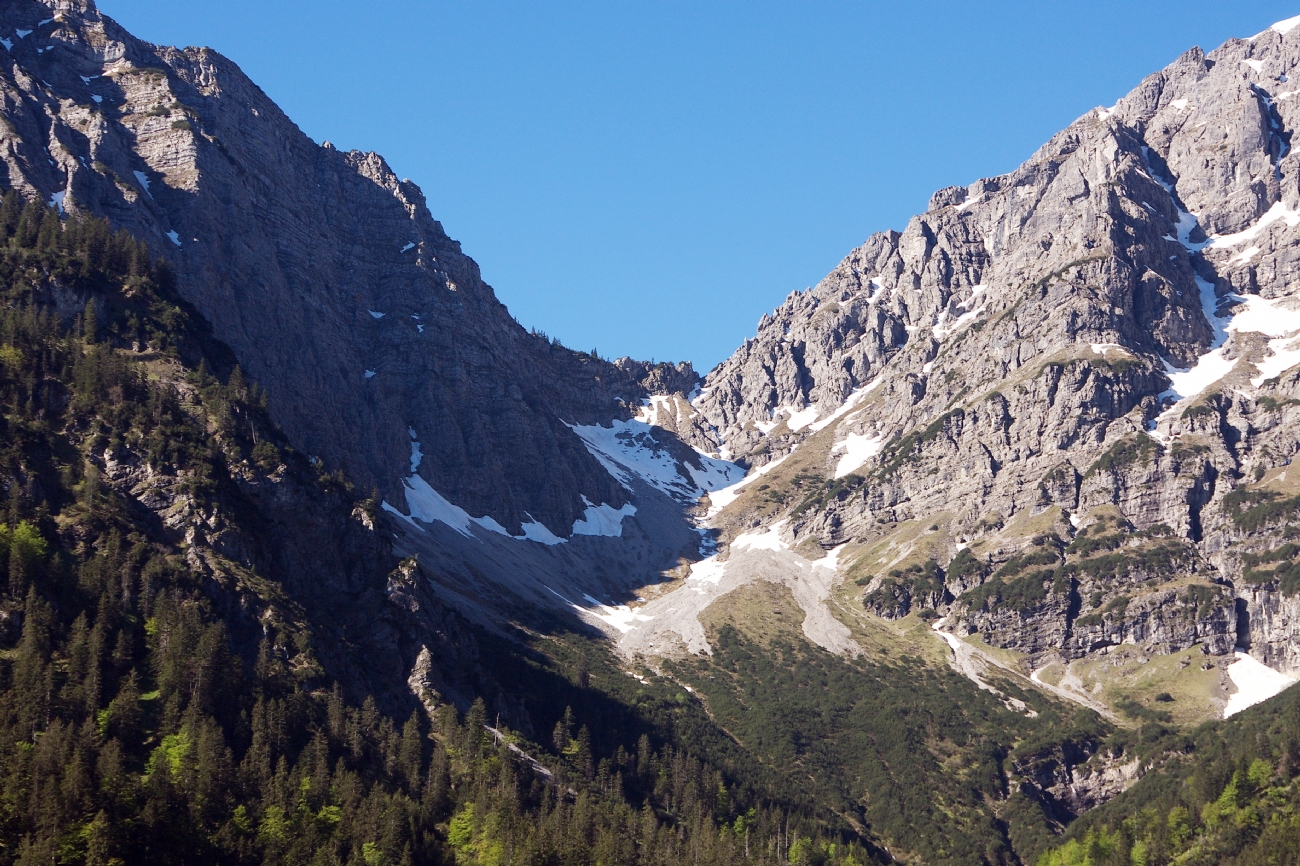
[100,0,1298,372]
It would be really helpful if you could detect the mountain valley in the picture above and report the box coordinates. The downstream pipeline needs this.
[3,2,1300,863]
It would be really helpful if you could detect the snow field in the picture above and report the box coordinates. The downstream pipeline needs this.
[1224,652,1297,717]
[833,432,884,479]
[568,419,744,505]
[705,452,790,516]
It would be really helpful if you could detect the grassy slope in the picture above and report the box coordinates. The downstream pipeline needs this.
[665,580,1111,865]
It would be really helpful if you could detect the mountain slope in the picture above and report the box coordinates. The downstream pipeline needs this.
[0,0,676,540]
[0,195,893,866]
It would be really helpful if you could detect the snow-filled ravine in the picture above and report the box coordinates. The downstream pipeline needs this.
[382,430,637,545]
[567,419,744,504]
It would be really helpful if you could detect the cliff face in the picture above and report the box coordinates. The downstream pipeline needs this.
[678,21,1300,685]
[0,0,671,538]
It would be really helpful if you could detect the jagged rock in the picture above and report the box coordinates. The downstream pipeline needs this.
[690,21,1300,682]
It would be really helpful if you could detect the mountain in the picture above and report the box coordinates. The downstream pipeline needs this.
[4,1,1300,864]
[682,18,1300,686]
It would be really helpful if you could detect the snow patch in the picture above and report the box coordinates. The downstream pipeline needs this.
[398,431,621,544]
[760,404,820,432]
[1090,343,1133,357]
[808,377,884,433]
[1236,294,1300,385]
[518,517,564,545]
[571,595,653,633]
[1272,15,1300,35]
[15,29,31,39]
[408,436,423,473]
[364,370,376,379]
[785,404,819,431]
[636,394,690,428]
[571,498,637,537]
[1158,289,1300,416]
[0,38,11,51]
[932,284,988,341]
[569,419,744,504]
[1224,652,1297,717]
[1148,159,1300,432]
[400,242,415,253]
[688,555,726,587]
[383,474,494,538]
[833,432,884,479]
[91,95,102,104]
[1231,245,1263,265]
[1243,58,1266,74]
[383,472,567,545]
[165,230,181,246]
[47,191,64,214]
[132,171,152,198]
[1205,201,1300,249]
[1170,98,1189,111]
[867,277,885,304]
[705,452,791,516]
[952,192,984,212]
[731,522,789,552]
[368,310,385,319]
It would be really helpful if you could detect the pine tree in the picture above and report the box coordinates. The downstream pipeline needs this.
[83,298,98,344]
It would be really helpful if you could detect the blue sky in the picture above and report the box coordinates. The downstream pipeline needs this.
[101,1,1299,371]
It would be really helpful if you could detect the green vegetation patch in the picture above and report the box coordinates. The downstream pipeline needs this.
[1242,542,1300,596]
[1041,686,1300,865]
[1084,433,1161,479]
[1224,487,1300,531]
[946,547,989,584]
[862,559,947,617]
[875,408,965,479]
[686,586,1110,866]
